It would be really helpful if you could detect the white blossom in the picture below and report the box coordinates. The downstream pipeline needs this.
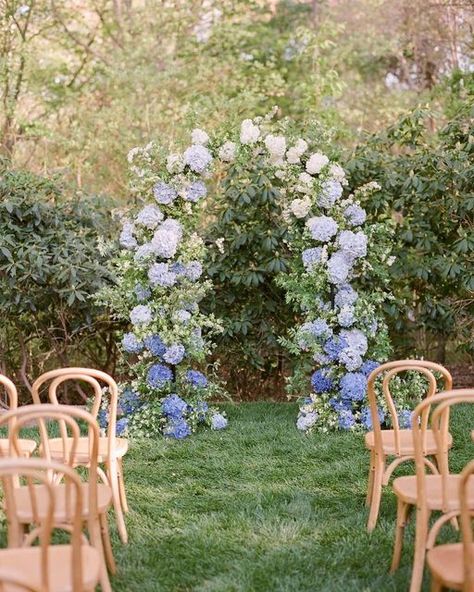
[290,197,311,219]
[218,141,237,163]
[306,152,329,175]
[264,134,286,163]
[191,128,210,145]
[240,119,261,144]
[215,238,225,254]
[166,153,184,174]
[329,163,346,182]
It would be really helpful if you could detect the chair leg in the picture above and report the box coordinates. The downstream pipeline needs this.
[409,508,430,592]
[367,457,384,532]
[117,457,129,514]
[366,450,375,507]
[89,516,112,592]
[391,498,410,572]
[100,512,117,575]
[108,460,128,544]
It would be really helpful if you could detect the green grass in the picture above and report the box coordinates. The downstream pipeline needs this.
[105,402,474,592]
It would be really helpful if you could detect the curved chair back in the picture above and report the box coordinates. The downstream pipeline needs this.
[460,459,474,592]
[367,360,452,456]
[0,457,84,592]
[0,374,19,410]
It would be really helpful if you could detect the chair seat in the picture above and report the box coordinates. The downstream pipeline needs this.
[365,429,452,456]
[46,436,128,463]
[427,543,472,590]
[0,544,100,592]
[393,474,474,510]
[13,483,112,523]
[0,438,36,457]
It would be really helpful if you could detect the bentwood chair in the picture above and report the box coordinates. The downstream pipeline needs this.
[0,457,101,591]
[0,375,36,458]
[427,457,474,591]
[391,389,474,592]
[365,360,453,531]
[0,405,114,592]
[32,368,129,544]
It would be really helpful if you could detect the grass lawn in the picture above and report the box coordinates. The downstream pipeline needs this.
[108,402,474,592]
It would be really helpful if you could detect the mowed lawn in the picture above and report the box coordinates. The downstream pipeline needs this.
[107,402,474,592]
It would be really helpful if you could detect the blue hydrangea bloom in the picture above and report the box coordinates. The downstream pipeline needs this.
[163,344,185,365]
[153,182,177,205]
[122,332,143,354]
[98,409,108,429]
[135,204,163,229]
[311,368,334,393]
[116,417,129,436]
[135,283,151,302]
[306,215,338,242]
[130,305,152,326]
[119,389,141,415]
[340,329,368,356]
[360,406,385,430]
[119,221,137,249]
[170,262,186,276]
[323,336,348,361]
[327,250,352,285]
[185,261,203,281]
[211,413,228,430]
[162,393,188,419]
[344,204,366,227]
[339,349,363,371]
[317,179,343,209]
[185,181,207,202]
[360,360,380,377]
[148,262,177,288]
[147,364,173,388]
[337,306,355,328]
[194,400,209,420]
[298,320,332,350]
[134,243,155,262]
[183,145,212,173]
[302,247,323,270]
[398,409,413,429]
[186,370,208,388]
[340,372,367,402]
[174,309,191,324]
[164,418,191,439]
[334,284,358,308]
[338,230,368,260]
[329,397,351,412]
[296,411,318,431]
[338,409,355,430]
[144,334,166,358]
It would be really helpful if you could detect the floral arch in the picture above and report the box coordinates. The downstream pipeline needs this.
[101,113,396,439]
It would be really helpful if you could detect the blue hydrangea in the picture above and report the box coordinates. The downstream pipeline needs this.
[334,284,358,308]
[339,349,363,371]
[338,230,368,260]
[119,389,141,415]
[338,409,355,430]
[160,218,183,239]
[311,368,334,393]
[194,400,209,420]
[306,215,338,242]
[327,251,352,285]
[186,370,208,388]
[302,247,322,271]
[162,393,188,419]
[340,329,368,356]
[211,413,228,430]
[163,344,185,365]
[360,406,385,430]
[185,181,207,202]
[170,262,186,276]
[368,318,378,336]
[317,179,343,209]
[98,409,108,429]
[314,352,331,365]
[185,261,203,281]
[296,411,318,431]
[360,360,380,377]
[116,417,129,436]
[164,418,191,439]
[122,332,143,354]
[151,226,180,260]
[337,305,355,328]
[183,145,212,173]
[119,221,137,249]
[344,204,366,227]
[340,372,367,402]
[148,262,177,287]
[135,204,163,229]
[147,364,173,388]
[174,309,191,324]
[130,305,152,326]
[135,283,151,302]
[144,334,166,358]
[398,409,413,429]
[134,243,155,262]
[298,320,332,349]
[323,336,348,361]
[329,397,351,412]
[153,182,177,205]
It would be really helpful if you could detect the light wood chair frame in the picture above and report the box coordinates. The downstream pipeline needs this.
[0,404,114,592]
[0,374,36,457]
[31,368,129,544]
[391,389,474,592]
[366,359,453,531]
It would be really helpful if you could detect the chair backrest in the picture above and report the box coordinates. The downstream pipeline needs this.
[0,404,99,525]
[0,374,18,410]
[367,359,452,456]
[31,367,119,455]
[0,457,84,592]
[412,389,474,515]
[460,458,474,592]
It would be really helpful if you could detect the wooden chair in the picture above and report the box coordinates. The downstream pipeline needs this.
[366,360,453,531]
[31,368,129,544]
[0,375,36,458]
[391,389,474,592]
[427,457,474,591]
[0,404,115,592]
[0,456,101,591]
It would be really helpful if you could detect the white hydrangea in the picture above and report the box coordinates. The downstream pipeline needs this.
[135,205,164,229]
[306,152,329,175]
[295,139,308,153]
[215,237,225,253]
[290,197,311,219]
[264,134,286,163]
[240,119,260,144]
[218,141,237,163]
[166,153,184,174]
[299,172,313,185]
[329,163,346,182]
[191,128,210,145]
[286,138,308,164]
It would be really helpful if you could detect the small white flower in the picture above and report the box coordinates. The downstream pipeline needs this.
[166,153,184,174]
[215,238,225,253]
[191,128,209,145]
[240,119,260,144]
[290,197,311,219]
[218,141,237,163]
[294,139,308,154]
[298,172,313,185]
[275,169,286,180]
[387,256,396,266]
[127,147,141,164]
[286,147,302,164]
[306,152,329,175]
[320,245,328,263]
[264,134,286,160]
[329,163,346,182]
